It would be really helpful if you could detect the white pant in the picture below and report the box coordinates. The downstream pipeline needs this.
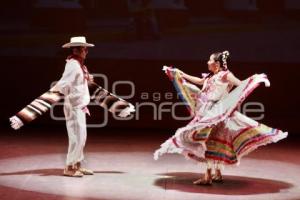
[64,105,87,166]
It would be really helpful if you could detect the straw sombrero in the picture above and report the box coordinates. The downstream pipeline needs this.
[62,36,94,48]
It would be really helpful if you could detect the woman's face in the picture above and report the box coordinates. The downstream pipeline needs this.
[207,54,220,73]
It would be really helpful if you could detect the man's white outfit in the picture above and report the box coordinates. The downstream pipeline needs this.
[55,58,90,166]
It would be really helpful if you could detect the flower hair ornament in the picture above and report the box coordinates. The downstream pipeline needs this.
[222,50,230,70]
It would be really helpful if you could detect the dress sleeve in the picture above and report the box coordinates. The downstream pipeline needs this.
[53,60,81,95]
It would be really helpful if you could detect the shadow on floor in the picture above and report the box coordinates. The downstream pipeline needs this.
[155,172,293,195]
[0,169,125,177]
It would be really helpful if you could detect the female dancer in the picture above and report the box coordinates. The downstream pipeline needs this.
[154,51,287,185]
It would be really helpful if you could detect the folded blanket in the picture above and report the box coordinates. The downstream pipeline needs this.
[9,82,135,130]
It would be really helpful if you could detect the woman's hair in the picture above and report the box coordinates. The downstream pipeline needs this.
[205,50,230,79]
[211,50,230,70]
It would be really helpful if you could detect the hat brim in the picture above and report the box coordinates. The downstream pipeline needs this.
[62,42,95,48]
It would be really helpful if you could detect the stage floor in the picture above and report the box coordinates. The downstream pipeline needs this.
[0,128,299,200]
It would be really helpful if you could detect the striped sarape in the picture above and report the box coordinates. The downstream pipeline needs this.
[9,82,135,130]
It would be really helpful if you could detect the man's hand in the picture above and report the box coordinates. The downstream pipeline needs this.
[49,85,58,92]
[88,74,94,83]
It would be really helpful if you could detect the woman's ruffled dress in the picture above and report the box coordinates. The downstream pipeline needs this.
[154,67,288,165]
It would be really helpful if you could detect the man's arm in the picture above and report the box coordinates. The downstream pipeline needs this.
[51,61,80,94]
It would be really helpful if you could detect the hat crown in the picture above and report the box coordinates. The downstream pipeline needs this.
[70,36,86,43]
[62,36,94,48]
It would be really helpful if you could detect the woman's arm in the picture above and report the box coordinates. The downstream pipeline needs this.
[226,72,242,86]
[180,70,204,85]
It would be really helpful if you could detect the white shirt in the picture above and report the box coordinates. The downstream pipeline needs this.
[55,58,90,108]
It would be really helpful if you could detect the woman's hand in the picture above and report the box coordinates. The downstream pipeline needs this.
[177,69,185,77]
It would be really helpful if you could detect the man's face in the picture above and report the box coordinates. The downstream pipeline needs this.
[79,47,88,59]
[74,47,88,59]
